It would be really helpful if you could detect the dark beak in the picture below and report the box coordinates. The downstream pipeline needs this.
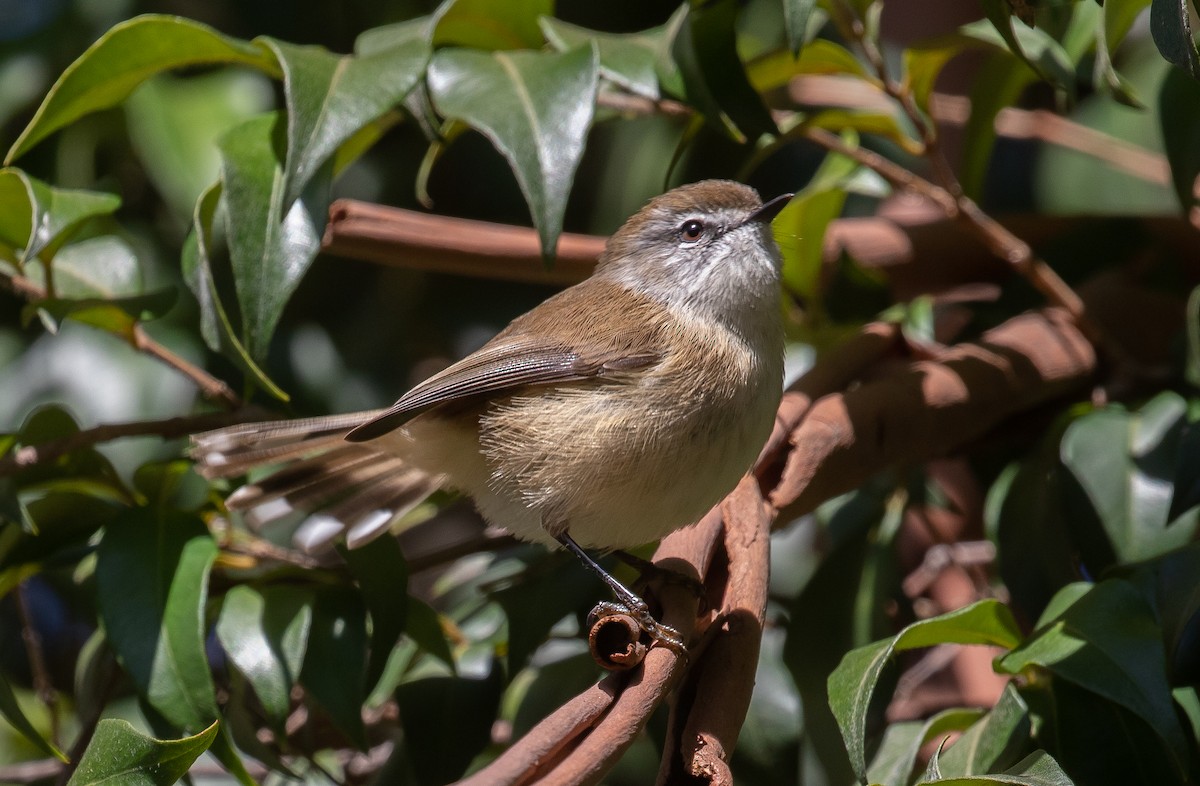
[747,192,794,224]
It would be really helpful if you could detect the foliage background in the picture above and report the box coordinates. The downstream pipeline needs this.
[0,0,1197,784]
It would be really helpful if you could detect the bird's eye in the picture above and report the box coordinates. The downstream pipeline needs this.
[679,219,705,242]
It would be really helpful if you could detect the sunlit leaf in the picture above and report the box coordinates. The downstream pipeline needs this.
[24,287,177,341]
[67,718,217,786]
[904,35,988,113]
[828,599,1022,782]
[427,44,598,258]
[865,707,986,786]
[974,2,1076,92]
[6,15,277,163]
[0,169,120,266]
[540,17,671,100]
[937,683,1031,777]
[747,40,872,93]
[0,671,66,762]
[96,508,219,732]
[914,750,1074,785]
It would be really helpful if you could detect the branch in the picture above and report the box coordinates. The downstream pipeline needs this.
[0,269,241,409]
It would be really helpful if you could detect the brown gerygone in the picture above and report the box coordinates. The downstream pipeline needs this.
[192,180,792,650]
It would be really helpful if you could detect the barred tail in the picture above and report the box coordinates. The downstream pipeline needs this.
[191,411,440,552]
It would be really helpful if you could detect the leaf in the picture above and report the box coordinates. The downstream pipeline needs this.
[6,14,277,163]
[784,0,819,56]
[180,182,288,400]
[0,169,121,266]
[914,750,1075,785]
[39,234,141,299]
[747,40,872,93]
[396,663,504,785]
[996,578,1191,776]
[828,599,1022,782]
[340,537,409,691]
[96,508,219,731]
[405,596,455,669]
[215,584,313,729]
[1151,0,1200,79]
[865,707,987,786]
[905,35,988,114]
[66,718,218,786]
[959,51,1037,200]
[0,671,67,762]
[974,2,1076,92]
[259,36,428,207]
[937,683,1031,777]
[217,111,330,362]
[431,0,553,50]
[540,17,670,100]
[300,587,368,748]
[1160,66,1200,212]
[1091,0,1149,106]
[1060,392,1200,563]
[25,288,177,341]
[427,45,599,258]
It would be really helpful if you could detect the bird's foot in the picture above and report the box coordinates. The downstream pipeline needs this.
[588,599,686,655]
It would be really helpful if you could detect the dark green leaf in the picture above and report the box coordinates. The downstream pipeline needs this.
[914,750,1074,785]
[404,595,455,669]
[974,3,1076,92]
[0,670,67,762]
[1160,66,1200,212]
[866,707,986,786]
[25,288,177,341]
[959,51,1037,200]
[300,587,368,747]
[6,15,277,163]
[66,718,218,786]
[540,17,671,100]
[180,182,288,400]
[340,537,409,691]
[427,45,599,258]
[217,111,330,362]
[216,584,313,728]
[396,662,504,785]
[0,169,120,265]
[259,36,428,207]
[1151,0,1200,79]
[997,578,1191,776]
[784,0,819,56]
[938,683,1031,777]
[431,0,553,50]
[96,508,219,731]
[828,599,1022,782]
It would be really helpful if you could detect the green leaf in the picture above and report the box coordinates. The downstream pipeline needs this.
[216,584,313,729]
[259,36,428,207]
[828,599,1022,782]
[405,596,455,669]
[217,111,330,361]
[67,718,218,786]
[997,578,1191,776]
[914,750,1075,785]
[0,169,120,266]
[6,15,277,163]
[1060,392,1200,563]
[25,288,177,341]
[747,40,872,93]
[0,671,67,762]
[427,45,598,258]
[300,587,368,748]
[784,0,819,56]
[775,146,858,305]
[973,3,1076,92]
[1151,0,1200,79]
[1091,0,1149,106]
[180,182,288,400]
[959,51,1037,200]
[540,17,671,100]
[37,234,141,299]
[340,537,409,691]
[865,707,987,786]
[905,35,988,114]
[1160,66,1200,212]
[431,0,553,50]
[96,508,219,731]
[396,663,504,785]
[673,0,777,142]
[937,683,1031,777]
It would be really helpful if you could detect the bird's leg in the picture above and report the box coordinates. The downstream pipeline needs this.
[555,532,686,654]
[612,549,706,605]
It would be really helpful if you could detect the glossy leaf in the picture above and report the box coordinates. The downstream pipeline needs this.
[1160,66,1200,212]
[0,169,120,266]
[975,2,1075,92]
[216,584,313,728]
[217,111,329,362]
[40,235,141,299]
[1151,0,1200,79]
[180,182,287,400]
[828,599,1022,782]
[96,508,219,731]
[0,670,66,762]
[865,707,987,786]
[6,15,277,163]
[938,683,1031,777]
[341,537,409,691]
[260,36,428,207]
[784,0,819,56]
[300,587,368,747]
[431,0,553,50]
[540,17,672,100]
[915,750,1074,786]
[997,579,1191,776]
[1060,392,1200,563]
[427,45,598,258]
[66,718,217,786]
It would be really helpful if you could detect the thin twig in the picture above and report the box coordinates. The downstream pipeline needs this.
[0,269,241,409]
[0,410,263,477]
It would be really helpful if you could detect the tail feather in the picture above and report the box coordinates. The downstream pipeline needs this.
[190,412,441,552]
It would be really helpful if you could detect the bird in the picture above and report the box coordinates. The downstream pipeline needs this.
[192,179,791,650]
